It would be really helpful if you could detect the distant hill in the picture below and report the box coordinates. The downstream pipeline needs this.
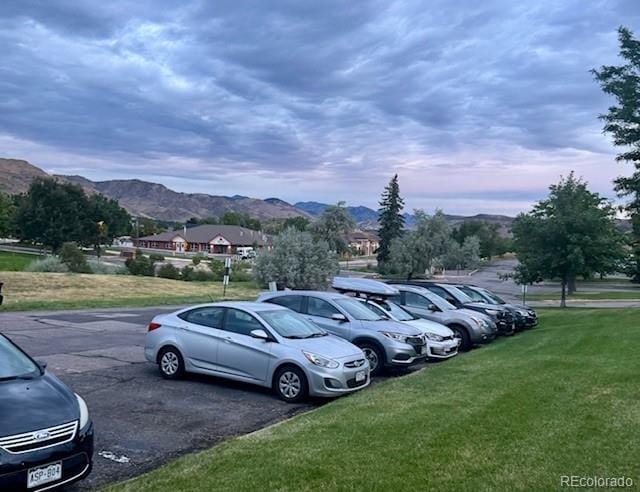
[0,158,49,194]
[295,201,517,233]
[0,158,311,222]
[294,201,380,223]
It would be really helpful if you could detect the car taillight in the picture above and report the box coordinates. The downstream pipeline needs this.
[148,322,161,332]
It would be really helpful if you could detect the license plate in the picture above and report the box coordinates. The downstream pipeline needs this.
[28,462,62,489]
[355,370,366,382]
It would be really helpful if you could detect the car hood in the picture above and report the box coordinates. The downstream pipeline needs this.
[463,302,509,313]
[403,319,453,337]
[359,319,422,336]
[0,372,78,437]
[284,334,363,359]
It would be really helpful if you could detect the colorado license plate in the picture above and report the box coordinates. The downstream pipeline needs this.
[355,370,366,382]
[27,462,62,489]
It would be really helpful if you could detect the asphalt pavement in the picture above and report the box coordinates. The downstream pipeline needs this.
[0,307,319,490]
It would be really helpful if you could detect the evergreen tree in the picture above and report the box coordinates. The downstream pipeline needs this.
[592,27,640,282]
[377,174,405,269]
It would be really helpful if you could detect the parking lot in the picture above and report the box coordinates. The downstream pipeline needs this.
[0,307,323,489]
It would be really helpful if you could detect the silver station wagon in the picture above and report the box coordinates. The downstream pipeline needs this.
[145,301,370,402]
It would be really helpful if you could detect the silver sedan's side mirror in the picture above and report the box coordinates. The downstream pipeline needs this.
[428,304,438,312]
[250,329,270,340]
[331,313,348,322]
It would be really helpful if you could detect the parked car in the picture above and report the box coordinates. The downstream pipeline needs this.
[455,284,538,330]
[331,277,459,360]
[257,291,428,375]
[0,334,93,491]
[384,284,496,351]
[388,281,515,336]
[145,301,370,402]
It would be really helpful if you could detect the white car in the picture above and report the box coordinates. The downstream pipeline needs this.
[358,298,459,359]
[332,277,459,360]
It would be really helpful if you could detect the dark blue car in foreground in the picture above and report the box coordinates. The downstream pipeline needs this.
[0,334,93,491]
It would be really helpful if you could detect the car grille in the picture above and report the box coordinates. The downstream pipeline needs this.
[344,358,366,368]
[0,421,78,454]
[407,335,426,346]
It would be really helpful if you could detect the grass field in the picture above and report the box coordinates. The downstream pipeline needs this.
[528,291,640,301]
[104,309,640,492]
[0,272,261,311]
[0,250,40,271]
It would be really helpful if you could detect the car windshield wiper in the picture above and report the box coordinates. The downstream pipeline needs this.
[308,332,327,338]
[0,374,35,382]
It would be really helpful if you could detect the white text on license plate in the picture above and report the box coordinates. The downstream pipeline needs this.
[355,370,366,382]
[28,462,62,489]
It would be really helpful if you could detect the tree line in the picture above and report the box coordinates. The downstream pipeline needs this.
[0,177,130,253]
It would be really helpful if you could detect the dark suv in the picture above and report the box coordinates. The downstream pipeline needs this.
[0,334,93,491]
[388,281,516,336]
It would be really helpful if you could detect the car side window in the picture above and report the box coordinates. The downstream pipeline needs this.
[405,292,430,309]
[224,309,265,336]
[179,307,225,328]
[266,295,304,313]
[307,297,340,319]
[429,286,457,305]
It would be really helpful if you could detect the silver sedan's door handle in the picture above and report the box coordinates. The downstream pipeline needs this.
[223,336,232,343]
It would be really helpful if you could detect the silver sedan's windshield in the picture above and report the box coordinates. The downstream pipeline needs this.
[259,310,327,339]
[0,336,40,381]
[480,288,506,304]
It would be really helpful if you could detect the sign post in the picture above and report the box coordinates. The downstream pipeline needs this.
[223,257,231,297]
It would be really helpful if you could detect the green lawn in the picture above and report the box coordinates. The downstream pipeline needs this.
[528,291,640,301]
[104,309,640,492]
[0,250,40,271]
[0,272,261,311]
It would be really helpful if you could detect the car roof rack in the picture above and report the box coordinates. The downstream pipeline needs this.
[331,277,399,298]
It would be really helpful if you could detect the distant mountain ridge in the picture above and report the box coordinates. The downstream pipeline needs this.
[0,157,311,222]
[1,157,520,230]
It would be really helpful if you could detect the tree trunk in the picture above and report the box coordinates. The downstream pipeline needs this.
[560,277,567,308]
[568,274,576,294]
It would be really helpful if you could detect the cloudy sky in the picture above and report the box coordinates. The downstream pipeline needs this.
[1,0,639,215]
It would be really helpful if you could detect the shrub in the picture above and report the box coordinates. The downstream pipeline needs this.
[254,228,339,289]
[208,259,225,280]
[149,253,165,262]
[192,254,206,266]
[25,257,69,273]
[181,265,215,281]
[125,256,155,276]
[157,263,181,280]
[59,242,91,273]
[87,260,120,274]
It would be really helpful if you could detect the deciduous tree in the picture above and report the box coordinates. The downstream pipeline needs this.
[512,173,626,307]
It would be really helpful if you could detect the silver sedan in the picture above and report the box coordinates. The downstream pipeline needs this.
[144,301,370,402]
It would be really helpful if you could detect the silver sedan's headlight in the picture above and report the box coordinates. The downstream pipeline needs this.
[75,394,90,430]
[485,309,499,316]
[425,332,444,342]
[302,351,340,369]
[381,331,409,343]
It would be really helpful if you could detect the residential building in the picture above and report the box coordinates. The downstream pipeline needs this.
[135,225,270,254]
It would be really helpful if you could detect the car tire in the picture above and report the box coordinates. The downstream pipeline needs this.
[357,342,384,376]
[274,366,308,403]
[158,347,185,379]
[450,325,471,352]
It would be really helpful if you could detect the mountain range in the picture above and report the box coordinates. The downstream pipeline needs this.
[0,157,517,230]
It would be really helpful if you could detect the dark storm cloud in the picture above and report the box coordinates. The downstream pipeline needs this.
[0,0,639,213]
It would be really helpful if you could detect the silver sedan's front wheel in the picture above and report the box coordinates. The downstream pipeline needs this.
[158,347,184,379]
[274,366,308,403]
